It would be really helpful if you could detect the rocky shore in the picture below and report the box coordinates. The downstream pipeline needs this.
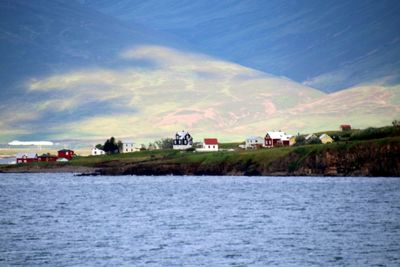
[1,137,399,177]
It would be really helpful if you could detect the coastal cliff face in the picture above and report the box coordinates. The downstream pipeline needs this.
[2,138,399,177]
[269,141,400,176]
[96,139,400,177]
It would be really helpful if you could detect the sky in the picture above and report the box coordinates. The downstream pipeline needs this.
[0,0,399,144]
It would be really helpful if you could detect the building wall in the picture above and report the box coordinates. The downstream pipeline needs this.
[173,144,192,150]
[122,143,139,153]
[202,144,218,151]
[320,136,333,144]
[91,148,105,155]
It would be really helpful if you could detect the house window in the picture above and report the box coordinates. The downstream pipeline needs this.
[126,149,128,152]
[213,146,215,148]
[208,145,210,148]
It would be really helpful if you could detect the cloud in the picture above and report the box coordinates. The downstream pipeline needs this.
[6,44,397,143]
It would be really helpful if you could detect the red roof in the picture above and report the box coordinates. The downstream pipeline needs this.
[204,138,218,145]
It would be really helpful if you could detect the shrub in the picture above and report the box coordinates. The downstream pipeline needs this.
[349,126,400,141]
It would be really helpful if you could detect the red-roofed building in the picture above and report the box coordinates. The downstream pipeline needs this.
[340,124,352,131]
[197,138,219,152]
[57,149,75,160]
[37,153,58,162]
[16,152,38,164]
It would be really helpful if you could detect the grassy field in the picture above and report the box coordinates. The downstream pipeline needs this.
[1,125,399,174]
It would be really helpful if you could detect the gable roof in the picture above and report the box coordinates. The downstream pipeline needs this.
[305,134,317,140]
[176,130,190,139]
[204,138,218,145]
[38,153,57,158]
[266,131,287,139]
[58,149,74,153]
[246,136,263,141]
[319,133,332,139]
[16,152,37,159]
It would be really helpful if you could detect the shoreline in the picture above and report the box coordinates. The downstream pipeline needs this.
[1,136,399,177]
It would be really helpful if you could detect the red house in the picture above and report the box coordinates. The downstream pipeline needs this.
[16,153,38,164]
[340,124,352,131]
[37,153,58,162]
[57,149,75,160]
[265,131,291,148]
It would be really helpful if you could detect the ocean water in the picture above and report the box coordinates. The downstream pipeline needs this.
[0,174,399,266]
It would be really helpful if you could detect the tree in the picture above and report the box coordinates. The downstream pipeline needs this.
[117,140,123,153]
[103,136,120,154]
[154,138,174,150]
[294,135,306,146]
[393,119,400,127]
[148,143,157,150]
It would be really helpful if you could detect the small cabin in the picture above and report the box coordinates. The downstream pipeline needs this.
[245,136,264,149]
[16,152,38,164]
[173,130,193,150]
[91,147,105,156]
[265,131,291,148]
[340,124,352,131]
[319,134,334,144]
[122,140,140,153]
[57,149,75,160]
[202,138,218,151]
[37,153,58,162]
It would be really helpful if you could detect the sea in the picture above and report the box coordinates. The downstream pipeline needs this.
[0,174,399,266]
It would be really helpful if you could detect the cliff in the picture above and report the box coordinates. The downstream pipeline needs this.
[95,137,400,177]
[1,137,399,177]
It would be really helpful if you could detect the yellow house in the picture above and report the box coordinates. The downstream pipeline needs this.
[289,136,296,146]
[319,133,334,144]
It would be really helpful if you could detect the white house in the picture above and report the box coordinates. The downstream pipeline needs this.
[245,136,264,149]
[305,133,317,141]
[91,147,105,156]
[196,138,218,152]
[173,131,193,150]
[122,140,140,153]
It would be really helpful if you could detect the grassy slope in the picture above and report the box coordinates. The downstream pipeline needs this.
[57,136,400,169]
[1,132,399,174]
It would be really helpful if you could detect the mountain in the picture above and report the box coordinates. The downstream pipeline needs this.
[0,0,399,144]
[0,0,183,99]
[83,0,400,92]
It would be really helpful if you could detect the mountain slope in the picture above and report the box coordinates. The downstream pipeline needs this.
[0,1,398,144]
[83,0,400,92]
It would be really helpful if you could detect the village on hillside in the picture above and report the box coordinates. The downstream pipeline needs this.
[11,124,353,164]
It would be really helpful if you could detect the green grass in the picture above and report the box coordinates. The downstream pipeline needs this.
[2,135,399,172]
[218,142,243,149]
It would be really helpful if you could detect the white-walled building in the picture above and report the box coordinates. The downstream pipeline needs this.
[245,136,264,149]
[196,138,218,152]
[91,147,105,156]
[122,140,140,153]
[173,131,193,150]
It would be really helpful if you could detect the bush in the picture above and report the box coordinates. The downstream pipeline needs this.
[349,126,400,141]
[294,135,306,146]
[307,137,322,145]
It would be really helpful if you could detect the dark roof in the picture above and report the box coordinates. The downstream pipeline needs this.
[58,149,74,152]
[38,153,57,158]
